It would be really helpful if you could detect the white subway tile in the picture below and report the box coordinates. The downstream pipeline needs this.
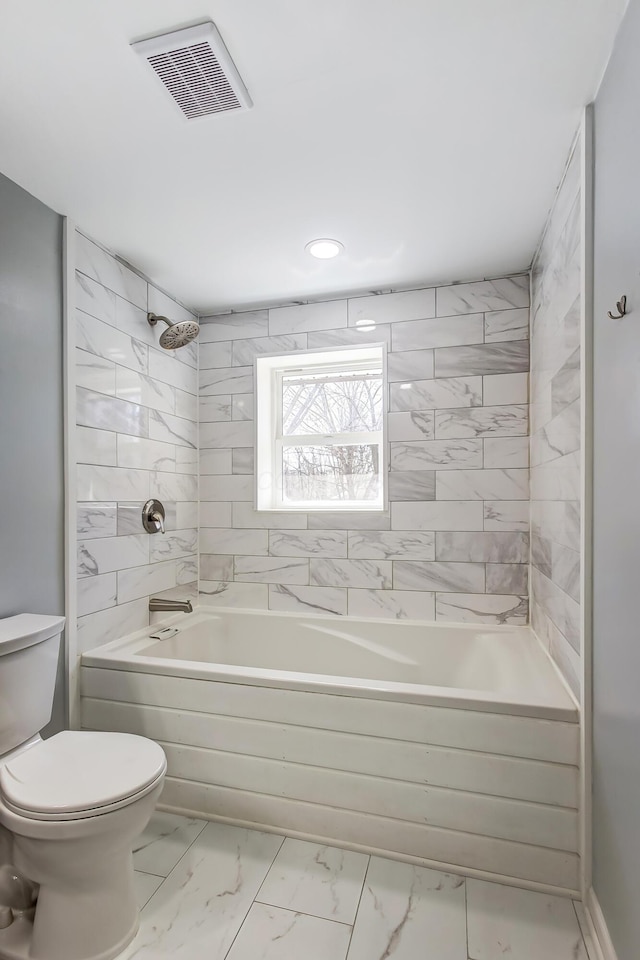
[200,396,232,423]
[200,367,253,396]
[348,589,435,621]
[149,410,197,449]
[77,503,117,539]
[199,581,268,609]
[115,367,175,415]
[484,372,529,406]
[75,272,116,325]
[436,276,529,316]
[76,311,147,375]
[393,561,485,593]
[150,529,198,562]
[200,421,254,449]
[310,558,392,589]
[199,311,269,343]
[117,435,175,472]
[117,560,177,604]
[77,572,117,617]
[200,341,233,369]
[392,501,484,531]
[200,475,254,501]
[348,288,436,326]
[200,502,233,528]
[436,593,528,624]
[200,449,233,475]
[77,464,150,502]
[148,349,197,393]
[151,471,197,502]
[201,528,268,556]
[269,530,348,558]
[232,334,308,366]
[484,501,530,532]
[77,534,149,578]
[76,348,116,396]
[76,426,117,466]
[269,300,347,335]
[485,307,529,342]
[234,556,309,584]
[76,232,147,308]
[77,599,149,654]
[269,584,347,616]
[436,468,529,501]
[390,376,482,412]
[148,286,197,327]
[348,531,435,561]
[484,437,529,469]
[392,314,483,352]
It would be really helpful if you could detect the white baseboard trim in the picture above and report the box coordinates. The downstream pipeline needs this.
[584,888,619,960]
[156,800,580,900]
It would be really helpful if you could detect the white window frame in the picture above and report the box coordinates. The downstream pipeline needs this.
[255,345,387,512]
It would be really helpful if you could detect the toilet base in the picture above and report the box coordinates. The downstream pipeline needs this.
[0,912,138,960]
[0,780,163,960]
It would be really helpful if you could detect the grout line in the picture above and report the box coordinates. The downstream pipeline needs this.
[220,832,285,960]
[253,898,354,928]
[465,871,471,959]
[572,899,597,960]
[344,853,371,957]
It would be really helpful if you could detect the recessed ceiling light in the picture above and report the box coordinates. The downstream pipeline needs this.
[305,239,344,259]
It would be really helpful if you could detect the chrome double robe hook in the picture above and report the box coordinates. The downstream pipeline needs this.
[608,295,627,320]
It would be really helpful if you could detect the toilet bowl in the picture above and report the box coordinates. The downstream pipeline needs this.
[0,611,167,960]
[0,730,166,960]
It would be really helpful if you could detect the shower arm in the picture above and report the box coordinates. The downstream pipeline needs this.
[147,312,172,328]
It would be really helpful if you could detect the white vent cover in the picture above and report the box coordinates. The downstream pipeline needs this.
[131,21,252,120]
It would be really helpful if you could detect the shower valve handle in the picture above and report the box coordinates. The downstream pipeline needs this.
[142,499,166,535]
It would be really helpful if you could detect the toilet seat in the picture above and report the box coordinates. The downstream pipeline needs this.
[0,730,167,821]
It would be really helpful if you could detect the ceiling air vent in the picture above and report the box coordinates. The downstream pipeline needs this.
[131,21,252,120]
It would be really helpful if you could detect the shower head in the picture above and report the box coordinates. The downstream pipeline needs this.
[147,312,200,350]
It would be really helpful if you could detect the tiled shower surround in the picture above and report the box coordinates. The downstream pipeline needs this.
[530,135,582,694]
[75,232,199,653]
[198,276,531,622]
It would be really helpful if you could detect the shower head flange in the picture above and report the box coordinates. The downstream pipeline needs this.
[147,312,200,350]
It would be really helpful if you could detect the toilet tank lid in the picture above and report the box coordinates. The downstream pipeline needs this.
[0,731,166,817]
[0,614,65,655]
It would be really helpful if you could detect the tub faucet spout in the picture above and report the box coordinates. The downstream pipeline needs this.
[149,598,193,613]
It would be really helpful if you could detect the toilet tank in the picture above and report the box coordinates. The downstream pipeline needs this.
[0,614,65,756]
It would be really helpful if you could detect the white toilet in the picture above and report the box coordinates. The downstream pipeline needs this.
[0,614,167,960]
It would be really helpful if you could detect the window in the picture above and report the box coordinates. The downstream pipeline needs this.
[255,345,386,511]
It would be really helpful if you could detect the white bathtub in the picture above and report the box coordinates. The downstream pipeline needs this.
[81,607,580,894]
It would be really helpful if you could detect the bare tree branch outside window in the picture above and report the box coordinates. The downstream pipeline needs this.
[281,373,383,502]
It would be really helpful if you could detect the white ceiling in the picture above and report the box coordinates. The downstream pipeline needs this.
[0,1,628,314]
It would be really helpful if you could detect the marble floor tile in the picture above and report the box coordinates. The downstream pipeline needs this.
[347,857,467,960]
[134,871,163,910]
[226,902,351,960]
[122,823,283,959]
[466,879,588,960]
[132,811,208,876]
[119,814,594,960]
[256,838,369,924]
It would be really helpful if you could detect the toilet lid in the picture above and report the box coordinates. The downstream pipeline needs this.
[0,731,166,819]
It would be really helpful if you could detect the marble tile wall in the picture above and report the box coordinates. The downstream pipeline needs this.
[530,134,582,694]
[75,232,199,653]
[198,276,530,623]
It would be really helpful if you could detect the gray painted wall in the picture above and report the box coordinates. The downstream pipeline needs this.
[592,1,640,957]
[0,171,65,733]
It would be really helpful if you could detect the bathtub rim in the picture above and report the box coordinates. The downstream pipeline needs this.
[81,606,579,723]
